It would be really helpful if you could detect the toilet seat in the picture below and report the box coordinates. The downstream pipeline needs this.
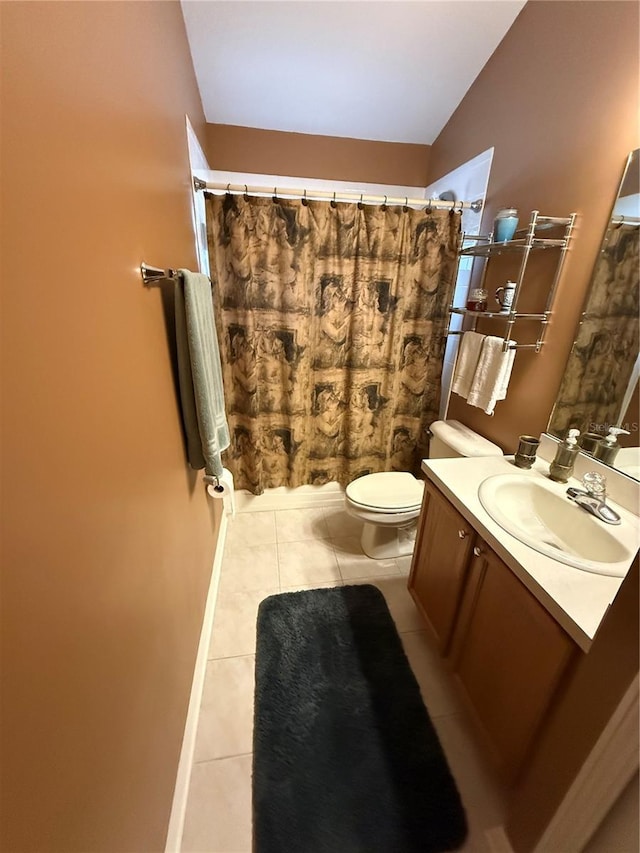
[345,472,424,513]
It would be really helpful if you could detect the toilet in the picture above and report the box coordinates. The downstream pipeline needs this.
[345,420,503,559]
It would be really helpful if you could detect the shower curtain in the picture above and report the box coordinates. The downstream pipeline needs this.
[205,193,461,494]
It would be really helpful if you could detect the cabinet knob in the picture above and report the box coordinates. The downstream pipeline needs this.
[473,546,484,557]
[458,529,468,539]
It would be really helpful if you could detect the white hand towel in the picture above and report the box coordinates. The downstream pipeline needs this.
[452,331,486,399]
[467,336,516,415]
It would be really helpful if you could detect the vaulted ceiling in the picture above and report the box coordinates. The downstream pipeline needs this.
[181,1,527,145]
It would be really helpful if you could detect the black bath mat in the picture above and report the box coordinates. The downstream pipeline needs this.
[253,584,467,853]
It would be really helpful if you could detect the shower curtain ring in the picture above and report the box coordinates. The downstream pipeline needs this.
[383,195,388,209]
[226,183,231,196]
[358,193,364,210]
[302,188,308,206]
[403,196,409,212]
[244,184,249,201]
[331,191,337,208]
[273,187,278,203]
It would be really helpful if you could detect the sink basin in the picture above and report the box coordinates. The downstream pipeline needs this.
[615,447,640,479]
[478,474,634,576]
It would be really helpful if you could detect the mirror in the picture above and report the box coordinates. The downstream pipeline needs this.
[547,149,640,479]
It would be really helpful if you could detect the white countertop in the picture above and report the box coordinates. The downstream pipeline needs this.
[421,455,640,652]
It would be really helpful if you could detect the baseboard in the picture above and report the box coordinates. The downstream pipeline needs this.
[235,482,345,512]
[164,511,228,853]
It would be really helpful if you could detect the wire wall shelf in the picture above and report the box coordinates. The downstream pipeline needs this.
[446,210,577,352]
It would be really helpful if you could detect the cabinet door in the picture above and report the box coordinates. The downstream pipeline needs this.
[452,544,576,780]
[408,483,475,653]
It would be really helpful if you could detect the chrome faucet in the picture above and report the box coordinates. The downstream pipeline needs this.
[566,472,621,525]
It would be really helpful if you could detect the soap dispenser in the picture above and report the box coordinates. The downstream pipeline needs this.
[593,427,630,465]
[549,428,581,483]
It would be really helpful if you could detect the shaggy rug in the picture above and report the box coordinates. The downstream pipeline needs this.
[253,584,468,853]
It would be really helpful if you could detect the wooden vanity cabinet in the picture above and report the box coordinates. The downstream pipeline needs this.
[409,480,578,781]
[408,481,476,653]
[449,542,577,779]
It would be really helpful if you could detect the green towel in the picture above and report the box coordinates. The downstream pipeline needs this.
[175,270,230,477]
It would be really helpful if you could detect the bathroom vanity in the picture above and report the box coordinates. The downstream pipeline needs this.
[408,454,639,783]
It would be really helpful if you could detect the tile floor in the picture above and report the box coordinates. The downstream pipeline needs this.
[181,505,510,853]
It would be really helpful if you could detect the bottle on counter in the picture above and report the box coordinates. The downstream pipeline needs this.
[593,427,630,465]
[549,428,581,483]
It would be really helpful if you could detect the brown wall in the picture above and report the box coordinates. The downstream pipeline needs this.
[206,123,431,186]
[0,3,221,851]
[428,0,639,451]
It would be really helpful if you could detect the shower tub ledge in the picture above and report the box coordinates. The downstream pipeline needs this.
[235,482,346,513]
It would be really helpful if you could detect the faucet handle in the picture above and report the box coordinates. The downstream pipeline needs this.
[582,471,607,498]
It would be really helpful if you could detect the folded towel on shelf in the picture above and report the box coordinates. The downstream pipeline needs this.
[175,270,230,477]
[451,331,486,399]
[466,336,516,415]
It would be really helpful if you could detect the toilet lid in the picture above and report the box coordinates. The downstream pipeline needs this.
[346,472,424,512]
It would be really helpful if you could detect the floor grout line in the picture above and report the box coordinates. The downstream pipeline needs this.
[429,709,464,721]
[207,651,257,662]
[193,751,253,766]
[223,540,279,551]
[342,573,400,583]
[275,538,281,591]
[276,537,334,546]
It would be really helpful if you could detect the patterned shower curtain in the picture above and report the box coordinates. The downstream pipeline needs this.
[205,193,461,494]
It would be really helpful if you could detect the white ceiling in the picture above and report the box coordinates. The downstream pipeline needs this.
[181,1,526,145]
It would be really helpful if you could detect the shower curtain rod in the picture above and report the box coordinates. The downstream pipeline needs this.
[612,215,640,225]
[193,178,483,212]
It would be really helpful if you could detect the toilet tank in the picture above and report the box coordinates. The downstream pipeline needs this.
[429,420,503,459]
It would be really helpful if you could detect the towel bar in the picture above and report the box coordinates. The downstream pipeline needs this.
[443,332,538,351]
[140,263,178,285]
